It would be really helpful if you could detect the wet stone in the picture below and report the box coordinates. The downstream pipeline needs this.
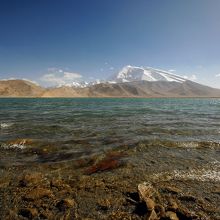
[39,210,54,220]
[165,211,179,220]
[161,186,181,194]
[146,209,158,220]
[179,195,197,202]
[138,183,155,201]
[56,198,76,211]
[145,198,155,211]
[97,199,111,211]
[167,198,178,211]
[155,204,166,217]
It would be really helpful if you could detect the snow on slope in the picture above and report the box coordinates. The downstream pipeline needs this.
[111,65,186,83]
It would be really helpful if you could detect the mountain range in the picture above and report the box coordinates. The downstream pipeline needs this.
[1,65,220,97]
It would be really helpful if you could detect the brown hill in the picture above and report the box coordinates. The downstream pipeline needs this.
[0,79,220,98]
[0,80,45,97]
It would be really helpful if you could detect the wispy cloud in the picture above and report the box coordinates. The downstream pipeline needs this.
[168,69,176,72]
[215,73,220,77]
[41,68,82,86]
[101,62,115,72]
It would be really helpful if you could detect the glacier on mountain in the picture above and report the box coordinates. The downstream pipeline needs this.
[112,65,186,83]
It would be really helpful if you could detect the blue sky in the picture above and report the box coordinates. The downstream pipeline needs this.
[0,0,220,88]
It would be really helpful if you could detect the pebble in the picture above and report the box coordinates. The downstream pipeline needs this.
[56,198,76,211]
[146,209,158,220]
[165,211,179,220]
[145,198,155,211]
[168,198,178,211]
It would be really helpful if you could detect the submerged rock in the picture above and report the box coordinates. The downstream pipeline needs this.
[161,186,181,194]
[84,152,125,175]
[7,138,34,146]
[137,183,160,219]
[3,138,35,150]
[138,183,155,202]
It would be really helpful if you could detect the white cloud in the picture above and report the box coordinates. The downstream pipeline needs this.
[41,68,82,86]
[215,73,220,77]
[168,69,176,72]
[63,71,82,79]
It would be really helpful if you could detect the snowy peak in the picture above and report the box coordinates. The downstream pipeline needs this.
[113,65,186,83]
[71,79,104,88]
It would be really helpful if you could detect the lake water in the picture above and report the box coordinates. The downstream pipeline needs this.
[0,98,220,165]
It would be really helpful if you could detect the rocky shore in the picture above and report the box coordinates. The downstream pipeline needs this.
[0,139,220,219]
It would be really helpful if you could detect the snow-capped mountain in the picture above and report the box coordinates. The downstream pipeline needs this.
[1,74,220,97]
[67,65,189,88]
[71,79,104,88]
[110,65,186,83]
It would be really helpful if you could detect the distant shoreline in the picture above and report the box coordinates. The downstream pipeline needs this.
[1,96,220,99]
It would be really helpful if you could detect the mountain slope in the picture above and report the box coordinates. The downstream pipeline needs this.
[81,81,220,97]
[110,65,186,83]
[0,80,45,97]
